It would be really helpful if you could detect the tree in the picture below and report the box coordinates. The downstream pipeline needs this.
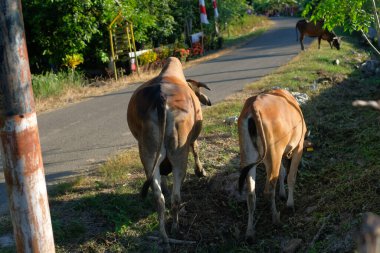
[23,0,117,71]
[253,0,299,15]
[302,0,380,56]
[22,0,177,72]
[218,0,247,29]
[21,0,256,73]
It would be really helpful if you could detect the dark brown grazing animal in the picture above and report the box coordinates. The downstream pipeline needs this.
[127,57,211,250]
[296,19,341,50]
[238,89,307,243]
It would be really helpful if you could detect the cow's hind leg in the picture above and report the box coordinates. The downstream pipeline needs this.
[139,142,169,247]
[300,34,305,50]
[238,115,259,242]
[264,154,282,225]
[279,162,287,201]
[169,150,188,235]
[287,145,303,211]
[191,140,207,177]
[245,165,257,243]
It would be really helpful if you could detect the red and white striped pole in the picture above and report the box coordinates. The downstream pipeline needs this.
[0,1,56,252]
[212,0,220,35]
[199,0,209,24]
[199,0,209,55]
[212,0,219,18]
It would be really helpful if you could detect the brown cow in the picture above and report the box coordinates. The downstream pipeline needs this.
[296,19,341,50]
[127,57,211,249]
[238,89,307,242]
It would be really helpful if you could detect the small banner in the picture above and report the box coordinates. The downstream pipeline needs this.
[212,0,219,18]
[199,0,209,24]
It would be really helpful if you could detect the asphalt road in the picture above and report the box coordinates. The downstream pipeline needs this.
[0,17,312,215]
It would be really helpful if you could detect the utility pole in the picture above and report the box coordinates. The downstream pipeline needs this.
[0,1,55,252]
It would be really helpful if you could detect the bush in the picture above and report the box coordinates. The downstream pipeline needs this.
[190,42,203,57]
[155,46,171,61]
[138,51,158,66]
[174,48,190,62]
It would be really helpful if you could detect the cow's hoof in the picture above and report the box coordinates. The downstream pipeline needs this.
[287,204,295,214]
[245,232,256,244]
[160,241,171,253]
[272,212,282,226]
[195,168,207,178]
[158,234,171,253]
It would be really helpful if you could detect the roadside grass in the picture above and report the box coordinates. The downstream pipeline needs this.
[32,71,86,99]
[222,15,270,47]
[2,33,380,252]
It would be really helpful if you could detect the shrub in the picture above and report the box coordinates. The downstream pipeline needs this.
[138,51,158,66]
[190,42,203,57]
[155,46,171,61]
[62,54,84,70]
[174,48,190,62]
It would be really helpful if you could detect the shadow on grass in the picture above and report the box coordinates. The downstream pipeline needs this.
[49,179,159,252]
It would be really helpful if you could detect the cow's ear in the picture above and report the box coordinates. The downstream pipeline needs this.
[198,93,212,106]
[186,79,211,90]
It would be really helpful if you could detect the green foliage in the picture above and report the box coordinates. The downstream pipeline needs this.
[253,0,299,14]
[138,51,158,66]
[22,0,177,72]
[23,0,116,71]
[302,0,380,55]
[155,46,172,60]
[302,0,376,33]
[218,0,247,29]
[22,0,268,73]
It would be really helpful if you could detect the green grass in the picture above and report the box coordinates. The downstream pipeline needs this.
[32,70,86,99]
[222,15,270,47]
[2,31,380,253]
[223,15,269,39]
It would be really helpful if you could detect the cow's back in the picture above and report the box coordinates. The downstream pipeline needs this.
[297,19,325,37]
[253,90,306,150]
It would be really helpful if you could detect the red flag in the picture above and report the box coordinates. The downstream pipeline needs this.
[199,0,209,24]
[212,0,219,18]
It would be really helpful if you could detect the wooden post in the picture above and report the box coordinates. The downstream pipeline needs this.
[129,23,140,75]
[0,1,56,252]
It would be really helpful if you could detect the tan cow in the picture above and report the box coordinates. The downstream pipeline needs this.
[238,89,307,242]
[127,57,211,248]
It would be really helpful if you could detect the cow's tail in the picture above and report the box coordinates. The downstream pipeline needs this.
[295,23,299,41]
[238,106,267,194]
[141,93,167,198]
